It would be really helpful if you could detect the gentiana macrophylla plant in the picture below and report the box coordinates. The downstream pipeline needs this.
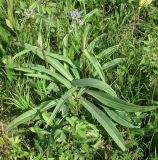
[6,42,158,151]
[5,12,158,151]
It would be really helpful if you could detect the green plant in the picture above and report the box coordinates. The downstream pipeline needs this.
[28,116,105,159]
[6,21,157,152]
[1,0,158,159]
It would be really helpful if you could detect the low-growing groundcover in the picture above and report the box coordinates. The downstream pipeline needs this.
[1,0,158,159]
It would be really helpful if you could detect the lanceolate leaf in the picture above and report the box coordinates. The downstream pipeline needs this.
[46,56,74,81]
[14,66,72,89]
[35,49,74,81]
[86,90,158,112]
[31,66,72,89]
[82,24,91,49]
[25,73,52,81]
[87,34,105,52]
[12,49,34,60]
[21,44,74,81]
[6,100,57,131]
[46,52,76,68]
[83,8,99,22]
[72,78,117,97]
[93,58,126,76]
[48,87,78,124]
[14,67,34,73]
[103,107,140,128]
[84,49,105,82]
[13,43,37,59]
[96,45,119,59]
[80,98,126,151]
[102,58,126,70]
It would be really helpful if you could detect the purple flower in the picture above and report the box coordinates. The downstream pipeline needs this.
[68,10,81,19]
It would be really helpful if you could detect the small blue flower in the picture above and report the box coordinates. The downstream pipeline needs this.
[68,10,81,19]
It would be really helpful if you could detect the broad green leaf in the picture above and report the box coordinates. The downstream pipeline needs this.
[103,107,140,128]
[84,49,105,81]
[96,45,119,59]
[72,78,116,97]
[86,90,158,112]
[6,100,57,131]
[80,98,126,151]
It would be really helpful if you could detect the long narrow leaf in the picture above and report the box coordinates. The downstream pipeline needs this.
[96,45,119,59]
[6,100,57,131]
[80,98,126,151]
[87,34,105,52]
[86,90,158,112]
[93,58,126,76]
[14,67,34,73]
[25,74,52,81]
[31,65,72,88]
[72,78,116,97]
[15,66,72,89]
[46,56,74,81]
[82,24,91,49]
[102,58,126,70]
[83,9,99,22]
[84,49,105,81]
[46,52,76,68]
[12,49,33,60]
[48,87,78,124]
[103,107,140,128]
[23,45,74,81]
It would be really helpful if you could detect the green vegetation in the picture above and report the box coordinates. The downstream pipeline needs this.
[0,0,158,159]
